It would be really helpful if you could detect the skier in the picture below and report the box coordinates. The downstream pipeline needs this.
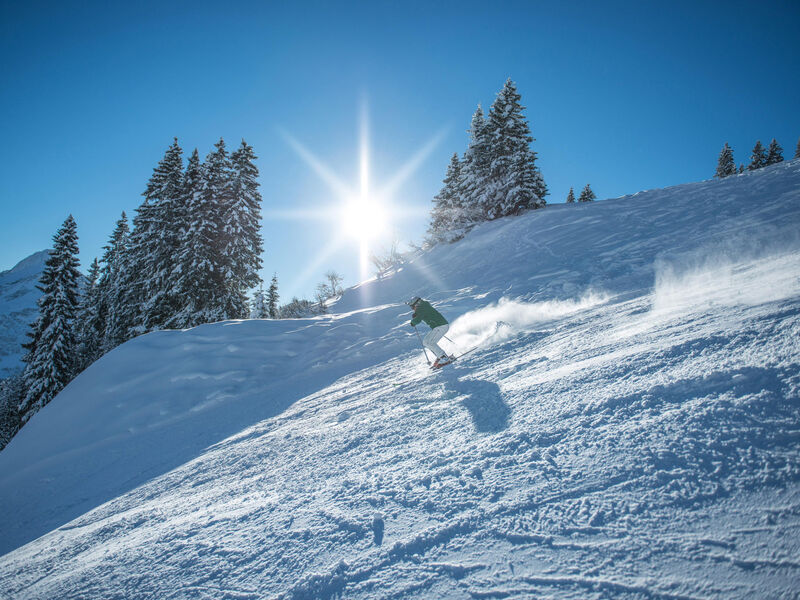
[408,297,454,368]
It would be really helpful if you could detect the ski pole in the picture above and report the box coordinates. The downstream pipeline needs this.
[413,326,431,365]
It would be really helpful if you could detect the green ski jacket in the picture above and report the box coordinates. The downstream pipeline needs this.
[410,300,448,329]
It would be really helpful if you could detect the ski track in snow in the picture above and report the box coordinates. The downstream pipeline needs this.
[1,161,800,598]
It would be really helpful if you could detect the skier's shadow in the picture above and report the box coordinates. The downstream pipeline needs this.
[443,374,510,433]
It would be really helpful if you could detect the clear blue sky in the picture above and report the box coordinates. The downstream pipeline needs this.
[1,0,798,301]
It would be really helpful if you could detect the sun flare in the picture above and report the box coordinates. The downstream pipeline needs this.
[341,196,387,242]
[279,97,444,286]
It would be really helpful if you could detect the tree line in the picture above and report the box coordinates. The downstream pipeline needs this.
[250,270,343,319]
[1,137,265,440]
[565,185,596,204]
[715,137,798,178]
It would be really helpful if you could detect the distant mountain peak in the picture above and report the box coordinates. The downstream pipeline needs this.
[0,250,47,378]
[0,250,48,280]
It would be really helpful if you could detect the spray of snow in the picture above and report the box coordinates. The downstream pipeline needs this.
[653,244,800,315]
[449,292,609,350]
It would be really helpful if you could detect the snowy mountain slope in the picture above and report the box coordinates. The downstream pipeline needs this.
[0,250,47,378]
[1,161,799,598]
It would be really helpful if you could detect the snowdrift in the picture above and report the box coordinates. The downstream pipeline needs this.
[1,161,799,599]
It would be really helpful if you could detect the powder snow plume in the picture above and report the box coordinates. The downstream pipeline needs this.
[449,292,609,350]
[652,241,800,315]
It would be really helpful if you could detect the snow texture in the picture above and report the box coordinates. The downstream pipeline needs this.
[0,251,47,378]
[1,161,800,598]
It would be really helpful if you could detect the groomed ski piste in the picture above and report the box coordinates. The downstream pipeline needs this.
[1,161,799,599]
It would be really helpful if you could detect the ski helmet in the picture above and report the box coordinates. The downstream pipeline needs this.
[407,296,421,307]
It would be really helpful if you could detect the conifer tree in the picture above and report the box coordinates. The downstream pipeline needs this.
[20,216,81,423]
[163,148,199,329]
[428,153,463,242]
[765,138,783,165]
[715,143,736,178]
[100,212,132,351]
[512,148,548,213]
[251,284,268,319]
[795,137,800,159]
[132,138,185,333]
[201,138,234,322]
[566,187,575,203]
[458,105,492,223]
[484,79,547,218]
[224,140,264,319]
[0,375,23,449]
[578,184,596,202]
[748,140,767,170]
[175,139,233,325]
[171,148,213,328]
[267,273,279,319]
[75,258,103,371]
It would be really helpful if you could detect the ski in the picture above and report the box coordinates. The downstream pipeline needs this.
[455,346,480,360]
[429,345,481,370]
[430,356,456,370]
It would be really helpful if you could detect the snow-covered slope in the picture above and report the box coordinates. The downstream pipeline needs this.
[0,250,46,378]
[1,162,799,598]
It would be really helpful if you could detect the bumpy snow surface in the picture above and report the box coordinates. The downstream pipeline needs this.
[0,250,46,378]
[2,163,800,599]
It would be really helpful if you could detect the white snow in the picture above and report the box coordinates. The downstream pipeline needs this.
[1,162,800,598]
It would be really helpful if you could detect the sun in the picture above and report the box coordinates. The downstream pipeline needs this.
[277,96,446,288]
[341,196,388,242]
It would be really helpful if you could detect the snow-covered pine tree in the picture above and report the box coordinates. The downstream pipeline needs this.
[75,258,103,371]
[748,140,767,170]
[267,273,279,319]
[224,140,264,319]
[0,375,23,450]
[739,164,745,174]
[428,153,463,242]
[578,184,596,202]
[19,215,81,424]
[715,143,736,178]
[178,139,232,325]
[484,79,547,218]
[132,138,185,333]
[123,202,156,336]
[765,138,783,165]
[458,105,492,224]
[795,137,800,159]
[171,148,215,328]
[251,284,268,319]
[161,147,200,330]
[566,187,575,203]
[100,212,132,352]
[512,148,548,212]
